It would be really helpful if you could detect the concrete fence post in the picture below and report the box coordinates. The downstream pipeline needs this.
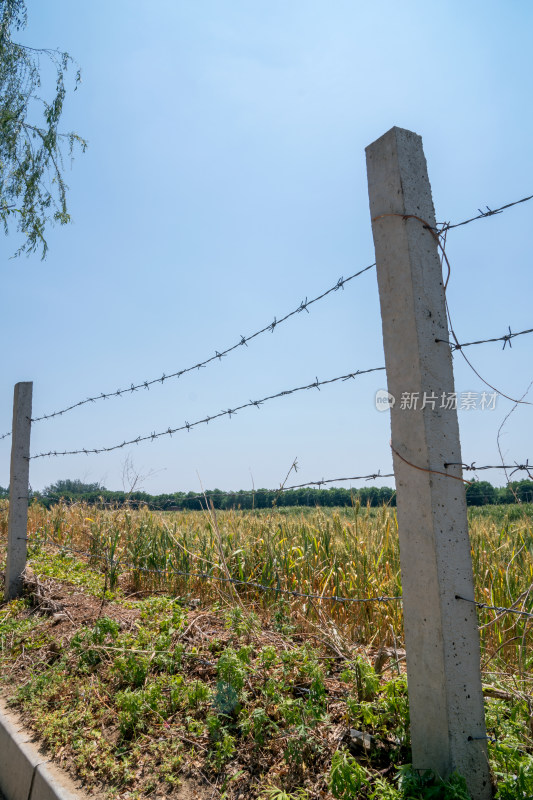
[4,382,33,601]
[365,128,491,799]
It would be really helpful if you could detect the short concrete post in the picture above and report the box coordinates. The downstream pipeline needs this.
[366,128,491,799]
[5,382,33,601]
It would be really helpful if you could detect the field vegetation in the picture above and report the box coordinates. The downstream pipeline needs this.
[0,499,532,799]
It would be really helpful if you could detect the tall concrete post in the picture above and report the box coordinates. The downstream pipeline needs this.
[366,128,491,798]
[5,382,33,601]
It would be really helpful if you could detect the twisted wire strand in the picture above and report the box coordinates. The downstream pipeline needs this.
[444,461,533,479]
[44,539,401,605]
[437,326,533,351]
[456,595,533,621]
[30,366,386,459]
[33,539,533,620]
[28,264,376,426]
[441,193,533,232]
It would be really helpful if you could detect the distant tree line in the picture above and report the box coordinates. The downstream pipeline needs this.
[1,478,531,510]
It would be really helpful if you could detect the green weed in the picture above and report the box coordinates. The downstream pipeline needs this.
[329,750,371,799]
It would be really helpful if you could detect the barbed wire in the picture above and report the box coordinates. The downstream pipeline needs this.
[456,595,533,621]
[3,191,532,440]
[439,192,533,233]
[15,317,532,444]
[30,471,396,510]
[29,366,386,460]
[27,264,376,427]
[437,325,533,351]
[43,538,401,605]
[196,471,396,499]
[3,191,531,444]
[394,451,533,484]
[444,461,533,480]
[278,472,395,491]
[437,220,533,408]
[4,321,532,446]
[34,538,533,622]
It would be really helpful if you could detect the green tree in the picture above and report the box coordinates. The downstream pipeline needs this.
[465,480,496,506]
[502,480,533,504]
[1,0,87,258]
[43,478,103,496]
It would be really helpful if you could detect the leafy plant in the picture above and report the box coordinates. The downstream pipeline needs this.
[214,648,247,714]
[341,656,380,702]
[116,683,164,737]
[114,652,150,688]
[71,617,119,668]
[260,788,310,800]
[143,629,182,673]
[209,731,236,771]
[258,645,278,669]
[493,758,533,799]
[397,766,471,800]
[1,0,87,258]
[329,750,371,799]
[185,679,211,708]
[224,606,259,638]
[240,706,278,746]
[281,697,324,766]
[272,598,296,635]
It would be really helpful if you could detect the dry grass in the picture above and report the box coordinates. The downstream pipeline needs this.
[1,498,531,679]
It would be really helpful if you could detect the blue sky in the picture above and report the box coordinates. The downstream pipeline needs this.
[1,0,532,494]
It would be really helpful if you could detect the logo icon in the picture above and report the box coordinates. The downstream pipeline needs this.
[375,389,395,412]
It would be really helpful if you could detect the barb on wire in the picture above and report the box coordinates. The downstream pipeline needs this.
[444,461,533,480]
[372,209,529,403]
[33,468,396,512]
[44,538,402,605]
[438,193,533,233]
[200,470,396,502]
[436,325,533,351]
[30,264,376,425]
[456,594,533,621]
[30,365,386,459]
[282,471,395,491]
[435,216,533,407]
[0,430,11,442]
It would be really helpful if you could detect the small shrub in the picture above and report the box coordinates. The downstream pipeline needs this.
[397,766,471,800]
[329,750,371,800]
[224,607,259,638]
[260,788,310,800]
[240,706,278,746]
[214,648,247,713]
[71,617,119,669]
[114,653,150,687]
[209,731,236,771]
[258,645,278,669]
[116,683,163,737]
[185,679,211,708]
[341,656,380,702]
